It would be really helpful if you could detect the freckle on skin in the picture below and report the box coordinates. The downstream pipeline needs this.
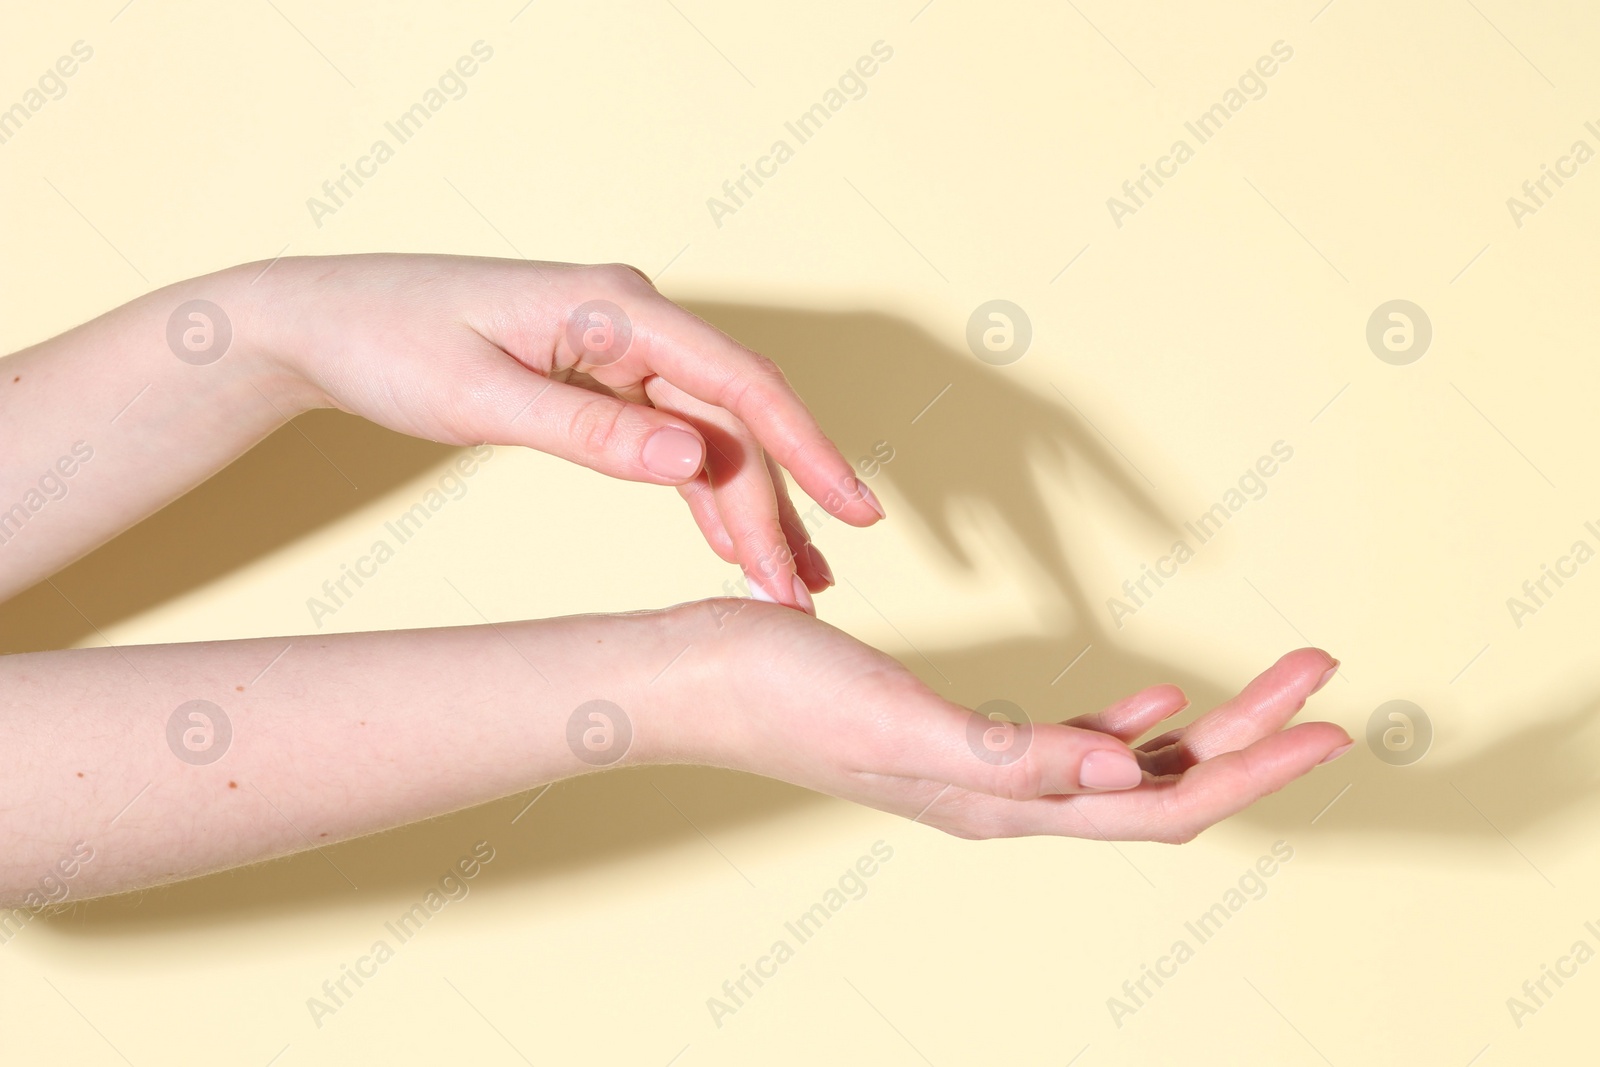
[228,781,237,789]
[235,685,244,691]
[76,772,84,778]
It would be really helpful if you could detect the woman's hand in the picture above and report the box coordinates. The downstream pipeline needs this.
[651,600,1351,842]
[253,254,880,611]
[0,598,1348,904]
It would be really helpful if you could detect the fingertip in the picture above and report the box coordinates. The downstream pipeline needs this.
[641,425,706,483]
[1246,648,1341,709]
[791,574,817,615]
[802,543,834,591]
[1150,683,1189,714]
[1310,658,1341,695]
[1072,684,1189,742]
[743,567,814,614]
[1278,646,1338,683]
[857,481,886,521]
[816,475,887,527]
[1271,721,1352,770]
[1318,739,1355,765]
[1079,747,1145,791]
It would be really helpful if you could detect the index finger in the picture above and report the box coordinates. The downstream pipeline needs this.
[623,297,887,527]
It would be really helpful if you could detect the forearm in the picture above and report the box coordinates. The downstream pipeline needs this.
[0,605,701,907]
[0,263,315,600]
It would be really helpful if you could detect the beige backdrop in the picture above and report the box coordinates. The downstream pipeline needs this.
[3,0,1597,1063]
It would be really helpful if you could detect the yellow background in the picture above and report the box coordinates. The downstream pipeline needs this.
[3,1,1597,1063]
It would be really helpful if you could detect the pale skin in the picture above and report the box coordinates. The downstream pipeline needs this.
[0,255,1352,908]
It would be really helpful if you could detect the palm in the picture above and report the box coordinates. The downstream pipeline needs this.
[695,602,1348,843]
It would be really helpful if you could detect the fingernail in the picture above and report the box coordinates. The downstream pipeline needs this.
[745,569,811,613]
[805,543,834,587]
[1079,750,1143,790]
[641,427,704,481]
[856,480,886,520]
[746,573,779,604]
[791,574,815,614]
[1319,741,1353,765]
[1311,660,1340,694]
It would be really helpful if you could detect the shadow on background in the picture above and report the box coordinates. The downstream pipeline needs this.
[0,410,457,655]
[18,303,1593,937]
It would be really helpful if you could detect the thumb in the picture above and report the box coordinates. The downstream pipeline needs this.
[462,355,707,485]
[884,699,1147,800]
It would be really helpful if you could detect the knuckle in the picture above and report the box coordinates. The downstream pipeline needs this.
[747,352,787,386]
[938,821,986,841]
[594,261,654,290]
[1150,801,1200,845]
[568,397,629,455]
[925,806,988,841]
[724,353,786,409]
[990,753,1044,802]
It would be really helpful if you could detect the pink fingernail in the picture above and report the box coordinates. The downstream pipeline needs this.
[745,573,779,605]
[1311,660,1340,694]
[857,481,886,520]
[791,574,815,614]
[1319,741,1353,765]
[641,427,704,480]
[1079,750,1142,790]
[805,543,834,587]
[745,569,811,613]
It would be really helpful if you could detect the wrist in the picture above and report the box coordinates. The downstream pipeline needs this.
[623,598,771,770]
[203,257,329,417]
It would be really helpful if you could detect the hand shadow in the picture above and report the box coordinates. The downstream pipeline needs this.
[0,411,459,655]
[704,302,1597,861]
[28,303,1591,937]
